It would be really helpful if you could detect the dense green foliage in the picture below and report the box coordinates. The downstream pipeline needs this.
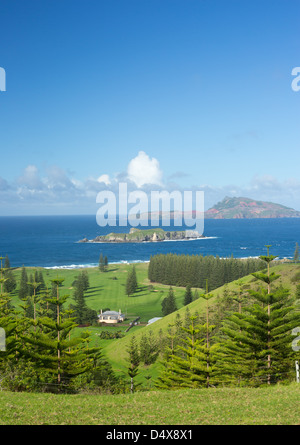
[127,335,140,393]
[155,250,300,389]
[70,271,98,325]
[161,286,178,316]
[148,253,266,290]
[126,265,138,297]
[99,253,108,272]
[215,251,300,386]
[183,284,193,306]
[156,316,218,390]
[0,261,126,394]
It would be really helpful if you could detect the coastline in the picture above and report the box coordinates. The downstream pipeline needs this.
[43,259,150,270]
[41,256,293,270]
[78,228,205,244]
[77,236,216,244]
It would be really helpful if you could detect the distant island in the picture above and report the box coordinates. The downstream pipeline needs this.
[79,197,300,244]
[205,196,300,219]
[79,228,204,243]
[139,196,300,220]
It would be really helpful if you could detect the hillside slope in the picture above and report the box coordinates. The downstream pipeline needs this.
[102,262,300,378]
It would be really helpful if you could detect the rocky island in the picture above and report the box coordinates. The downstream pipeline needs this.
[205,196,300,219]
[138,197,300,221]
[78,228,204,243]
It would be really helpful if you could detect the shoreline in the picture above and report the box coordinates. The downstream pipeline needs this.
[43,260,150,270]
[77,236,217,244]
[78,228,206,244]
[27,256,293,270]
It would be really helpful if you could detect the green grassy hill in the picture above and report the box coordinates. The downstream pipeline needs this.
[102,262,300,378]
[8,261,300,380]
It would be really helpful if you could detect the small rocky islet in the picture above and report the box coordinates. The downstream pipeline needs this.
[78,227,204,243]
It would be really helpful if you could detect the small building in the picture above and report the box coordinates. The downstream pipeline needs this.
[147,317,162,326]
[98,309,125,324]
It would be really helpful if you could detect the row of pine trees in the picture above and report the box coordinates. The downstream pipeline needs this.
[148,253,266,290]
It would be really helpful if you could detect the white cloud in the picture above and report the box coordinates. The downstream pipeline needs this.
[71,178,83,188]
[167,171,190,181]
[97,174,111,186]
[17,165,44,190]
[2,157,300,215]
[127,151,163,188]
[0,177,9,191]
[45,165,74,191]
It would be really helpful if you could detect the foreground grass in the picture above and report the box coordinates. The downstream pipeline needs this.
[0,384,299,425]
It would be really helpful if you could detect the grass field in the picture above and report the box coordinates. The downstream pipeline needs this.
[0,384,299,425]
[10,262,187,323]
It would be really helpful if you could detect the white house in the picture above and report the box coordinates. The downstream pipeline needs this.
[98,309,125,324]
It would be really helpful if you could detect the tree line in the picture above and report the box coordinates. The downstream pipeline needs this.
[17,266,98,326]
[148,253,266,291]
[128,250,300,390]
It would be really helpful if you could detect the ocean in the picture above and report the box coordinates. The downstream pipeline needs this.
[0,215,299,269]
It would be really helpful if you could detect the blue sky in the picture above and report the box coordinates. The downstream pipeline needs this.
[0,0,299,215]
